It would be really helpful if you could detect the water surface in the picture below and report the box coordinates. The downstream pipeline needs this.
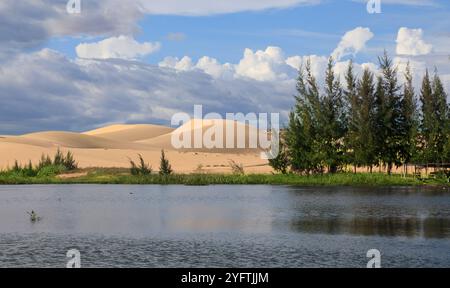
[0,185,449,267]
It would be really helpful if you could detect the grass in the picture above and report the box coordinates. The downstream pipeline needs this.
[0,168,449,186]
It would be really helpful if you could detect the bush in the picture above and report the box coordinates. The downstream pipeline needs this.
[37,165,66,177]
[38,154,52,169]
[129,154,152,175]
[4,149,77,178]
[159,150,173,176]
[229,160,245,175]
[63,151,78,170]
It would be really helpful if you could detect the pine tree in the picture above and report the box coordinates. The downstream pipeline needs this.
[399,62,418,173]
[63,151,78,171]
[356,68,377,171]
[445,102,450,163]
[159,150,173,175]
[432,70,448,165]
[375,52,403,174]
[286,59,322,174]
[420,69,435,164]
[344,60,359,171]
[268,137,289,174]
[319,57,345,173]
[53,148,64,166]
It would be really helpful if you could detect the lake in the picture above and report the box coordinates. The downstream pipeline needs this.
[0,185,449,268]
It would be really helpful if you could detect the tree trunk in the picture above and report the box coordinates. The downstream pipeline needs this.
[387,163,393,175]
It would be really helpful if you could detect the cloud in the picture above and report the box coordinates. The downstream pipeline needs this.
[331,27,374,61]
[0,49,294,134]
[76,36,161,60]
[158,27,377,82]
[159,47,306,82]
[159,56,195,71]
[138,0,320,16]
[235,47,294,81]
[196,57,234,79]
[0,0,320,57]
[2,24,449,134]
[396,27,433,56]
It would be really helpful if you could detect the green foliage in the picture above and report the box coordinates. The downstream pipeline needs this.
[53,148,64,166]
[36,165,66,177]
[1,150,77,179]
[268,139,289,174]
[38,154,52,169]
[3,170,448,186]
[129,154,152,175]
[159,150,173,175]
[276,51,448,176]
[63,151,78,171]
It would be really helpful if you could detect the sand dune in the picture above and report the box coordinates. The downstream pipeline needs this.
[0,121,272,173]
[1,131,148,150]
[84,124,174,142]
[138,119,269,153]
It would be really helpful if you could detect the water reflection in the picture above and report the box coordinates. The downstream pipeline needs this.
[289,216,450,238]
[0,185,449,239]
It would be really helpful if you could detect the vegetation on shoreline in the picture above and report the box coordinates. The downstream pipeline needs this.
[270,52,450,175]
[0,149,78,179]
[1,168,449,186]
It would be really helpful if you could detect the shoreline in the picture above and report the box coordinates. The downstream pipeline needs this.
[1,171,449,187]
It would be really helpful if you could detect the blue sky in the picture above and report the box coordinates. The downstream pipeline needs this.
[0,0,449,134]
[47,0,449,64]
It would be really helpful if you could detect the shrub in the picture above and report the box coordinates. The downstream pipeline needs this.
[38,154,52,169]
[129,154,152,175]
[159,150,173,176]
[63,151,78,170]
[229,160,245,175]
[53,148,64,166]
[37,165,66,177]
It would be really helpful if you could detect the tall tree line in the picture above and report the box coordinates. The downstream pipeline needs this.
[270,52,449,174]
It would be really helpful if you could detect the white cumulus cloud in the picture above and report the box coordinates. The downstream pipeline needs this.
[76,36,161,60]
[396,27,433,56]
[331,27,374,61]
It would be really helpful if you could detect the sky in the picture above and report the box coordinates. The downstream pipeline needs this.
[0,0,449,134]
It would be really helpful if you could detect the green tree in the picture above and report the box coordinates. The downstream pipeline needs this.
[356,68,377,171]
[319,57,345,173]
[432,70,448,165]
[286,59,322,174]
[344,60,360,171]
[159,150,173,175]
[129,154,152,175]
[374,52,403,174]
[419,69,434,164]
[268,136,289,174]
[399,62,419,173]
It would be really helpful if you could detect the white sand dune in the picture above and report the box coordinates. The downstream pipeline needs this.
[1,131,148,150]
[84,124,174,142]
[138,119,269,153]
[0,121,272,173]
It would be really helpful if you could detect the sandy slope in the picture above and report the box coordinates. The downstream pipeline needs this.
[138,119,269,153]
[0,122,272,173]
[84,124,174,142]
